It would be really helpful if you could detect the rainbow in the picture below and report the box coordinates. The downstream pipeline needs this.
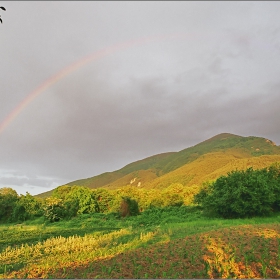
[0,33,188,135]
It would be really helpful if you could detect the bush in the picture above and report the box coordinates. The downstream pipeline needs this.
[163,193,184,207]
[92,188,115,213]
[193,182,210,206]
[64,186,99,217]
[43,197,66,222]
[52,185,73,200]
[149,197,165,208]
[194,165,280,218]
[119,197,140,217]
[0,188,19,222]
[12,192,43,221]
[162,184,185,207]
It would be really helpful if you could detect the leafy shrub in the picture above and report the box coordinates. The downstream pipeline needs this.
[193,182,211,205]
[52,185,73,200]
[149,197,165,208]
[92,188,115,213]
[12,192,43,221]
[194,165,280,218]
[120,197,140,217]
[0,188,19,222]
[43,197,66,222]
[163,192,184,207]
[64,186,99,217]
[161,184,185,207]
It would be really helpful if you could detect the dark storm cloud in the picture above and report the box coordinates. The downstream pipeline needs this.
[1,1,280,194]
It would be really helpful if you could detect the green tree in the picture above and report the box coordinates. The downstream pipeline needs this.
[149,196,165,208]
[12,192,43,221]
[194,166,280,218]
[119,196,140,217]
[92,188,114,213]
[193,182,211,205]
[114,186,150,212]
[0,188,18,222]
[268,163,280,211]
[52,185,73,200]
[43,197,66,222]
[64,186,98,217]
[162,185,184,207]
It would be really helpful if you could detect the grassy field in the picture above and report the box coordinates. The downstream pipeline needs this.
[1,206,280,279]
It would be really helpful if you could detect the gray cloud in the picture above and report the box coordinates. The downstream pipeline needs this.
[1,1,280,195]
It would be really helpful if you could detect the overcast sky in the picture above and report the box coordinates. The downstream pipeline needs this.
[1,1,280,195]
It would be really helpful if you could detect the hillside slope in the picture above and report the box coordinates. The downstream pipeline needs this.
[70,133,280,189]
[67,152,175,188]
[36,133,280,198]
[143,152,280,190]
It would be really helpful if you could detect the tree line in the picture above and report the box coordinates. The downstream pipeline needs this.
[1,163,279,223]
[0,182,199,223]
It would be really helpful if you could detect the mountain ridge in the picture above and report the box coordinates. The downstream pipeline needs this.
[36,133,280,198]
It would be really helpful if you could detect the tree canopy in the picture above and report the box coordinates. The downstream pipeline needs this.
[194,164,280,218]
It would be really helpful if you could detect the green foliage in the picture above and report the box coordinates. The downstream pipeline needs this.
[12,193,43,222]
[268,163,280,211]
[164,192,184,207]
[120,197,140,217]
[194,165,280,218]
[0,188,19,222]
[49,185,99,219]
[162,184,184,207]
[193,182,211,205]
[149,196,165,208]
[64,186,99,216]
[43,197,66,222]
[92,188,114,213]
[52,185,73,200]
[1,205,280,279]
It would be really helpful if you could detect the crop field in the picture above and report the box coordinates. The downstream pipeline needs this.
[0,208,280,279]
[60,224,280,279]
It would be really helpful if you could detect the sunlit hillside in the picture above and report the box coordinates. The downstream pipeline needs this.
[36,133,280,198]
[144,152,280,190]
[69,152,174,188]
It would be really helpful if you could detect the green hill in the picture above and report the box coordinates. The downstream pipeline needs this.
[36,133,280,198]
[144,152,280,190]
[67,152,175,188]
